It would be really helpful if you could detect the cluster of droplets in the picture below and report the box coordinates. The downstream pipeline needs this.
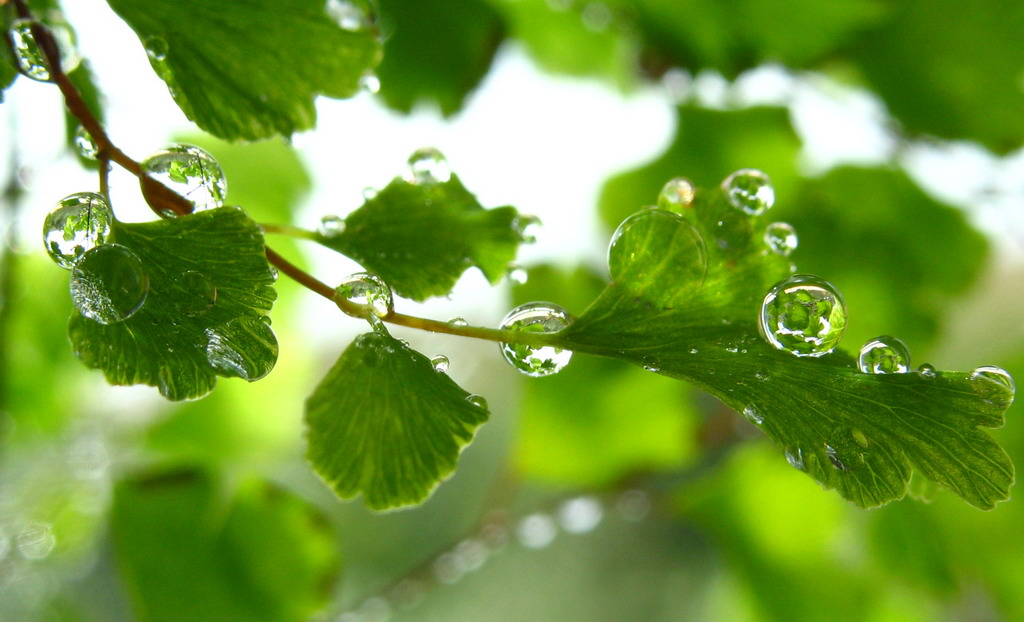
[141,144,228,213]
[335,273,394,319]
[498,302,574,377]
[7,13,81,82]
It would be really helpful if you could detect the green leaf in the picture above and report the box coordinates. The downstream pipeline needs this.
[318,174,525,301]
[376,0,504,116]
[105,0,382,140]
[305,326,490,510]
[0,5,18,98]
[112,469,338,622]
[847,0,1024,153]
[68,206,278,401]
[558,186,1014,509]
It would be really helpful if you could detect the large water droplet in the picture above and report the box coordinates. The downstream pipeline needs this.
[142,144,227,212]
[657,177,696,212]
[431,355,450,373]
[970,366,1015,408]
[498,302,573,377]
[406,147,451,184]
[858,335,911,374]
[70,244,149,324]
[172,270,217,317]
[205,316,278,381]
[607,209,707,303]
[759,274,847,357]
[9,16,80,82]
[336,272,393,318]
[74,126,98,159]
[318,215,345,237]
[43,192,114,269]
[465,394,488,411]
[764,222,798,256]
[722,168,774,216]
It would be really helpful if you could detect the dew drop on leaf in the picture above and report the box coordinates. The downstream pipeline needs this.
[204,316,278,381]
[785,447,805,471]
[173,270,217,317]
[608,209,707,289]
[359,72,381,94]
[430,355,450,373]
[764,221,798,256]
[642,355,661,372]
[465,394,488,411]
[9,16,80,82]
[917,363,937,378]
[506,264,528,285]
[722,168,775,216]
[318,215,345,237]
[73,126,98,159]
[335,272,393,318]
[70,244,149,325]
[970,365,1016,409]
[825,444,848,470]
[325,0,372,31]
[406,147,451,184]
[361,186,379,201]
[43,192,114,269]
[498,302,573,377]
[759,274,847,357]
[742,405,764,425]
[143,35,168,61]
[858,335,911,374]
[142,144,227,212]
[657,177,696,212]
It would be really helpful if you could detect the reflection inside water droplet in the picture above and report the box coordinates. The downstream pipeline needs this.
[430,355,450,373]
[74,126,98,159]
[759,274,847,357]
[9,16,80,82]
[917,363,937,378]
[142,144,227,212]
[143,35,168,61]
[205,316,279,381]
[742,405,764,425]
[465,394,488,411]
[173,270,217,316]
[70,244,149,324]
[764,222,798,256]
[858,335,911,374]
[336,272,393,318]
[318,215,345,237]
[406,147,451,184]
[657,177,695,212]
[607,208,708,296]
[498,302,573,377]
[326,0,372,31]
[785,447,805,471]
[722,168,775,215]
[44,192,114,268]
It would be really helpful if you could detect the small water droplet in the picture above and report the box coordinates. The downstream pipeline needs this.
[764,222,798,256]
[362,187,379,201]
[742,405,763,425]
[642,355,661,372]
[205,316,279,381]
[507,264,528,285]
[517,513,557,549]
[173,270,217,316]
[142,144,227,212]
[326,0,372,31]
[466,394,488,411]
[755,369,770,381]
[917,363,937,378]
[689,347,698,355]
[759,274,847,357]
[852,428,869,448]
[430,355,450,373]
[359,72,381,93]
[825,444,848,470]
[858,335,911,374]
[43,192,114,268]
[17,522,57,560]
[318,214,345,237]
[70,244,149,324]
[143,35,168,61]
[785,447,805,471]
[514,215,542,243]
[336,272,393,318]
[558,496,603,534]
[722,168,774,216]
[499,302,573,377]
[8,16,80,82]
[657,177,696,212]
[73,126,98,159]
[448,316,469,327]
[406,147,451,184]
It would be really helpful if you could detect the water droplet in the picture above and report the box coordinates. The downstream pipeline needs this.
[173,270,217,316]
[755,369,770,381]
[318,214,345,237]
[858,335,911,374]
[764,222,798,256]
[785,447,805,471]
[8,16,80,82]
[971,365,1015,392]
[498,302,573,377]
[825,444,848,470]
[759,274,847,357]
[448,316,468,327]
[607,209,707,298]
[336,272,393,318]
[359,72,381,93]
[852,428,869,448]
[517,513,557,549]
[507,264,528,285]
[362,187,379,201]
[143,35,167,61]
[453,538,489,572]
[70,244,149,324]
[917,363,937,378]
[43,192,114,268]
[970,366,1016,408]
[689,347,698,355]
[515,215,542,243]
[722,168,775,216]
[430,355,450,373]
[742,405,763,425]
[16,522,56,559]
[326,0,371,31]
[657,177,696,212]
[73,126,98,159]
[406,147,451,184]
[558,496,603,534]
[642,355,661,372]
[142,144,227,212]
[466,394,488,411]
[205,316,279,381]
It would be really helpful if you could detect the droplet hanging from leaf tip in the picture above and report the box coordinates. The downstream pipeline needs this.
[44,192,114,269]
[722,168,775,216]
[858,336,911,374]
[759,274,847,357]
[359,72,380,94]
[970,366,1015,408]
[406,147,451,184]
[498,302,573,377]
[142,144,227,213]
[657,177,696,212]
[70,244,149,325]
[336,272,393,318]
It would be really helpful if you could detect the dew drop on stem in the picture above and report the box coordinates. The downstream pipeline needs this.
[498,302,573,377]
[335,273,393,318]
[142,144,227,213]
